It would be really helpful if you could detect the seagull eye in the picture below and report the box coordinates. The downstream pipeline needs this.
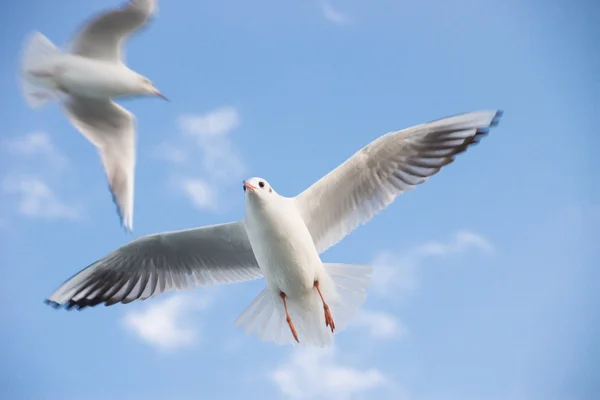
[259,181,265,188]
[243,185,247,192]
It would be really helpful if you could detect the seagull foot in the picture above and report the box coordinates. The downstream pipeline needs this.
[280,291,300,343]
[286,315,300,343]
[314,280,336,333]
[323,303,336,333]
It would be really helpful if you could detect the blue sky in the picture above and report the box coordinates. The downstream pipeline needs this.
[0,0,597,399]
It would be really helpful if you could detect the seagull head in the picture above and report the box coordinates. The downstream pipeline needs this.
[243,177,275,202]
[138,76,168,101]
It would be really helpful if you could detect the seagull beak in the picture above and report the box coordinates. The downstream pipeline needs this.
[244,181,256,191]
[154,89,168,101]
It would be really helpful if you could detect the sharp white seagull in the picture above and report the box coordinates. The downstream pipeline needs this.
[46,110,503,346]
[19,0,165,232]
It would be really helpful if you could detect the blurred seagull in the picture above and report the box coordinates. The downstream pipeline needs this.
[46,110,503,346]
[20,0,165,232]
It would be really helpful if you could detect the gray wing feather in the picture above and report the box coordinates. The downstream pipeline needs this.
[295,110,503,254]
[46,221,261,309]
[63,97,136,231]
[70,0,156,61]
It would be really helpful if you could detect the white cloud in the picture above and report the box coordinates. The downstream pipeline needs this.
[270,346,386,400]
[1,132,82,222]
[415,230,494,256]
[352,309,406,340]
[371,251,418,298]
[179,107,245,180]
[200,136,245,180]
[372,230,493,298]
[123,294,212,351]
[153,143,189,165]
[179,106,240,137]
[321,2,351,26]
[1,131,66,168]
[156,106,245,210]
[2,175,80,220]
[180,178,216,210]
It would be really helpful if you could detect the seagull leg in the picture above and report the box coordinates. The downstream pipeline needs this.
[280,291,299,343]
[314,280,335,333]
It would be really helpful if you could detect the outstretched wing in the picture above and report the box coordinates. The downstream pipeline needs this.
[295,110,503,254]
[70,0,156,62]
[46,221,262,309]
[63,97,136,231]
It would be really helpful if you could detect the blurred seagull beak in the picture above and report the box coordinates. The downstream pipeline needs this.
[244,181,256,191]
[154,89,168,101]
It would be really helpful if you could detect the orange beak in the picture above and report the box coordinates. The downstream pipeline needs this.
[244,181,256,191]
[154,90,168,101]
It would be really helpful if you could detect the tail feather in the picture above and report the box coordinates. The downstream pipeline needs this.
[234,263,372,347]
[20,31,61,108]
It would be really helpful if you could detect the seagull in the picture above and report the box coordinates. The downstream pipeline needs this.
[19,0,165,232]
[45,110,503,346]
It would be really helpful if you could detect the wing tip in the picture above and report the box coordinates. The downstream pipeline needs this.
[490,110,503,127]
[44,297,104,311]
[44,298,60,308]
[44,298,80,310]
[468,109,503,145]
[122,222,133,235]
[108,183,133,234]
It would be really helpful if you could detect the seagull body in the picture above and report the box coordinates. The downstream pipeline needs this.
[46,110,503,347]
[243,179,342,343]
[245,183,324,298]
[28,55,144,100]
[19,0,165,232]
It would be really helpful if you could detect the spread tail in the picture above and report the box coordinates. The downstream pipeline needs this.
[20,31,61,108]
[234,263,372,347]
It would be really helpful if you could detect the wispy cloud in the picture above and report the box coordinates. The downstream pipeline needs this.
[370,252,418,299]
[180,177,216,210]
[320,2,351,26]
[2,175,80,220]
[123,294,212,351]
[1,131,67,169]
[155,106,245,211]
[179,106,240,137]
[415,230,494,256]
[352,309,407,340]
[270,346,386,400]
[153,143,189,165]
[371,230,493,298]
[1,132,81,221]
[179,106,245,180]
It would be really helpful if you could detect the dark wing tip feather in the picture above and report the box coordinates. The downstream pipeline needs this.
[108,183,132,234]
[44,297,116,311]
[491,110,503,127]
[458,109,503,150]
[472,109,502,142]
[44,299,61,309]
[43,298,84,310]
[409,110,503,174]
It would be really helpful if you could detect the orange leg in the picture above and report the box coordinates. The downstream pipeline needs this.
[280,291,299,343]
[314,281,335,333]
